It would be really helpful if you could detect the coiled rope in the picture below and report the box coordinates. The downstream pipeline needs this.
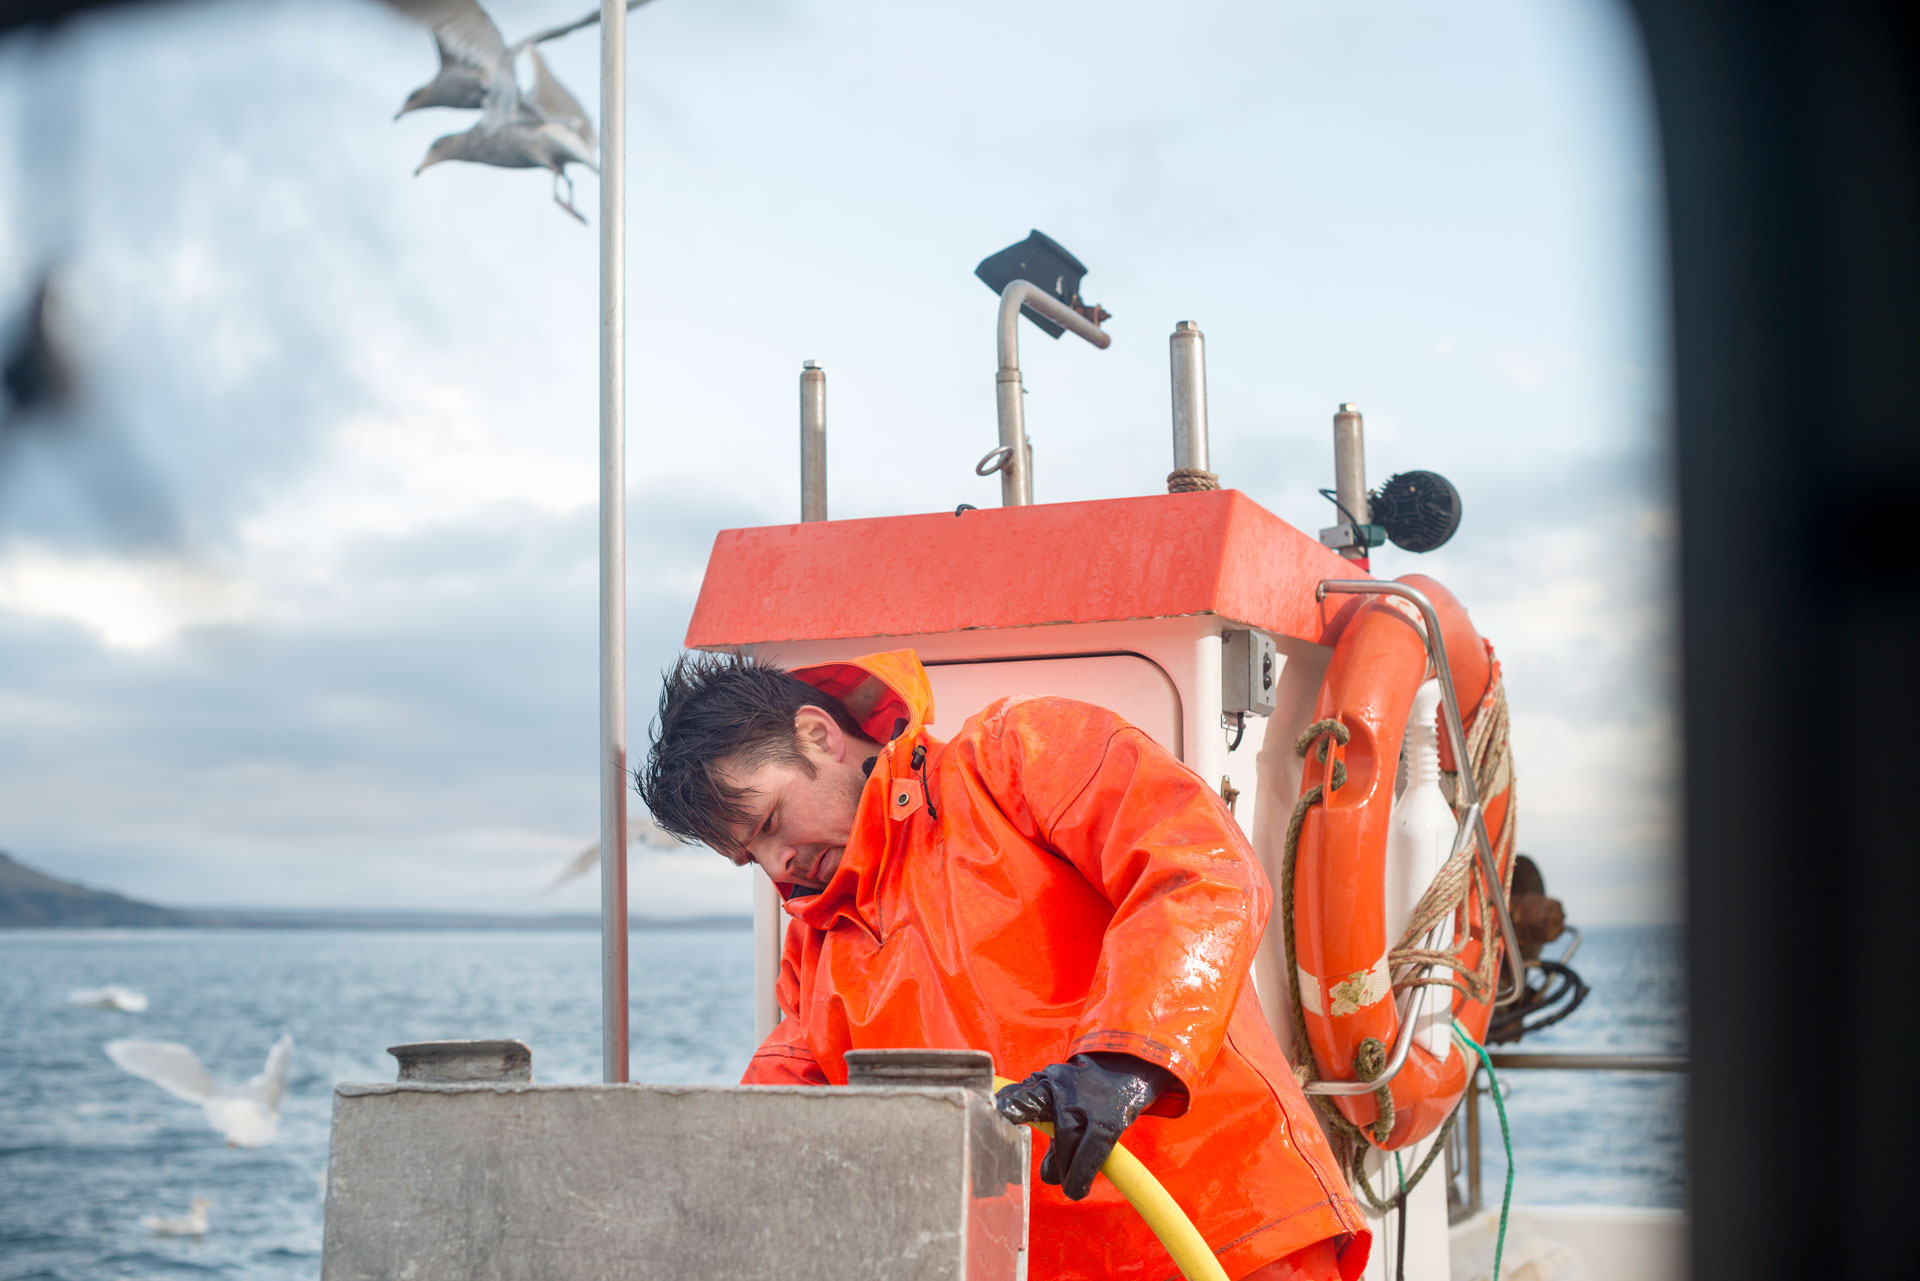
[1167,468,1220,493]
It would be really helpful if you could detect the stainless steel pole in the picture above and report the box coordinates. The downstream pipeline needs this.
[1466,1069,1483,1215]
[994,299,1032,509]
[993,281,1111,507]
[1332,402,1368,562]
[598,0,629,1086]
[1169,320,1209,476]
[800,360,826,523]
[753,359,829,1040]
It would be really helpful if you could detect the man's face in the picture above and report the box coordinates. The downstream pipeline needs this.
[716,707,870,892]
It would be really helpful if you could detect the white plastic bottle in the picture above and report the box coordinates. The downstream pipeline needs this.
[1385,679,1458,1061]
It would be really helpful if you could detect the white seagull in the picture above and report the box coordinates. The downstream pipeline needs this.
[105,1034,293,1149]
[387,0,658,221]
[68,984,149,1013]
[140,1198,213,1237]
[391,0,655,120]
[546,811,683,892]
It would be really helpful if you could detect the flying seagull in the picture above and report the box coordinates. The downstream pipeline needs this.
[413,113,598,222]
[392,0,655,120]
[105,1034,292,1149]
[140,1198,213,1237]
[545,811,683,893]
[68,984,149,1013]
[387,0,655,221]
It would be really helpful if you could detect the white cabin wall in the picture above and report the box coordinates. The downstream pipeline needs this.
[1244,637,1333,1061]
[1355,1138,1452,1281]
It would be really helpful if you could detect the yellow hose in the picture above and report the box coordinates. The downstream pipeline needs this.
[992,1075,1229,1281]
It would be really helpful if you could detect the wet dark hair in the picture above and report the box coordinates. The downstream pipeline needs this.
[635,652,865,860]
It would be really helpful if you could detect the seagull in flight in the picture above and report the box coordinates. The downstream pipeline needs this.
[140,1198,213,1237]
[545,811,681,892]
[387,0,657,221]
[392,0,655,120]
[105,1034,293,1149]
[68,984,148,1013]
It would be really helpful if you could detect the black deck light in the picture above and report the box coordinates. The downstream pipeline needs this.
[1369,470,1463,552]
[974,230,1112,338]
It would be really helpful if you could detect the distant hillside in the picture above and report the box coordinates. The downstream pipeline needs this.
[183,907,750,930]
[0,851,749,930]
[0,851,195,927]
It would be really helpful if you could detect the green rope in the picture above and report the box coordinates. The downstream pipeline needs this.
[1455,1020,1513,1281]
[1394,1152,1407,1281]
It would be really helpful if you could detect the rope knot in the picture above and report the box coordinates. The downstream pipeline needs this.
[1353,1037,1396,1143]
[1293,718,1351,760]
[1294,718,1349,792]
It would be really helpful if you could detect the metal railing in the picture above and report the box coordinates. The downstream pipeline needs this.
[1452,1051,1690,1219]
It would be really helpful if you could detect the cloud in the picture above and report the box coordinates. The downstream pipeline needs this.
[0,0,1677,924]
[0,542,254,648]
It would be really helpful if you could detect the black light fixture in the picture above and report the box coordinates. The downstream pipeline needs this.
[1369,470,1463,552]
[974,230,1111,339]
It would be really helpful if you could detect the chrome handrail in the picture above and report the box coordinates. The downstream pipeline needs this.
[1315,579,1529,1008]
[1486,1051,1687,1073]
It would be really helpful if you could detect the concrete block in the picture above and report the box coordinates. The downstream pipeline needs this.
[321,1081,1029,1281]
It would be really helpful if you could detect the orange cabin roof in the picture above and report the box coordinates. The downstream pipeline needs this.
[684,488,1370,650]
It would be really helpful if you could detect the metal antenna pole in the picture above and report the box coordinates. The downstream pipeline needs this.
[1169,321,1210,475]
[800,361,827,522]
[1331,403,1369,562]
[598,0,629,1085]
[991,282,1111,506]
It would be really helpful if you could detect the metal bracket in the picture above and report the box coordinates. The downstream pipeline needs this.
[1318,522,1387,552]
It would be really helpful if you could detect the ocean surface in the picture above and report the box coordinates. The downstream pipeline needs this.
[0,924,1683,1280]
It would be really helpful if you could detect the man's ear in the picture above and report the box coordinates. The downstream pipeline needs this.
[793,705,848,762]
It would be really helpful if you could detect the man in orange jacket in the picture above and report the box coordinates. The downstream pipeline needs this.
[638,649,1369,1281]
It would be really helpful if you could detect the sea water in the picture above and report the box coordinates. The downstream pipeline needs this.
[0,925,1681,1280]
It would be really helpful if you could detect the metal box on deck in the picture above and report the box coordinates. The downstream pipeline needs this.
[321,1079,1029,1281]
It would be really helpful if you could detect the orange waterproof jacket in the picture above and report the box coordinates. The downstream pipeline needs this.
[742,650,1369,1281]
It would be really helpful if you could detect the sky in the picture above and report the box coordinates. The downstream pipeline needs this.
[0,0,1677,924]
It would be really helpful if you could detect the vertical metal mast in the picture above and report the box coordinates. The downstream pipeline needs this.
[598,0,629,1085]
[1331,403,1369,563]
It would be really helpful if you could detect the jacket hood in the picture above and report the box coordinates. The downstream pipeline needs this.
[780,649,936,925]
[789,649,935,746]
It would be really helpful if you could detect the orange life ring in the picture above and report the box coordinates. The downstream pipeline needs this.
[1289,573,1515,1151]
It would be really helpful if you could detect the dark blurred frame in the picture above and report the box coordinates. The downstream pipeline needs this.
[1626,2,1919,1278]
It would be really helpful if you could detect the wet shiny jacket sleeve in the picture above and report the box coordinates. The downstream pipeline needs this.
[974,696,1271,1113]
[740,920,828,1087]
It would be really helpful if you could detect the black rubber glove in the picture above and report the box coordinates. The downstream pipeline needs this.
[994,1052,1180,1201]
